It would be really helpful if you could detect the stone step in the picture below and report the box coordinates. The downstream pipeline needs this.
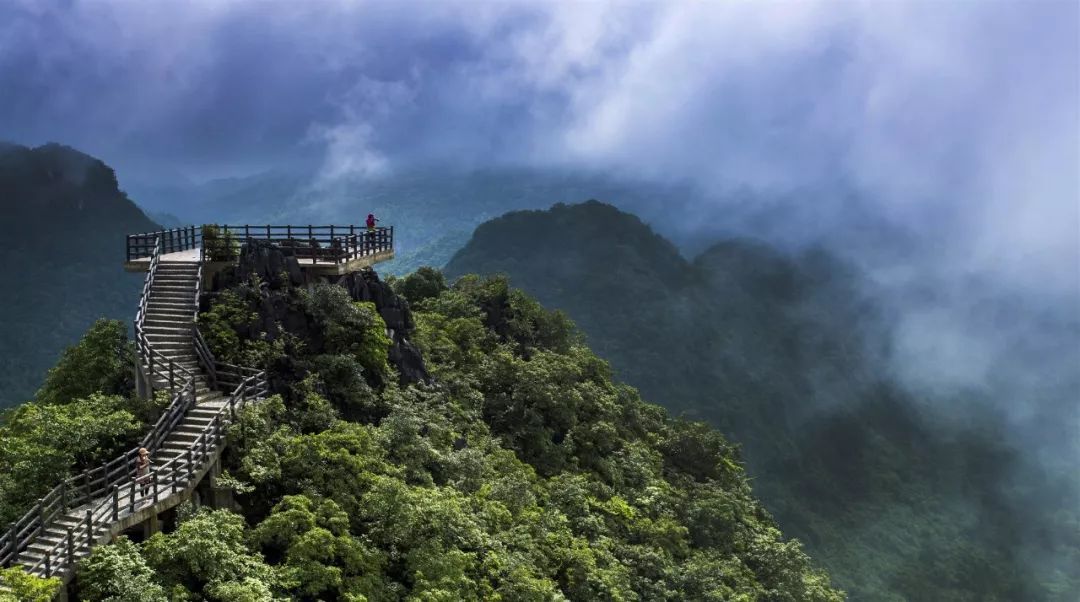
[149,293,195,303]
[146,327,191,336]
[144,358,196,370]
[146,333,191,345]
[149,294,195,303]
[143,324,193,335]
[156,263,200,271]
[145,311,194,322]
[151,284,196,293]
[146,301,196,312]
[147,339,193,349]
[150,278,196,289]
[145,356,198,368]
[143,311,196,322]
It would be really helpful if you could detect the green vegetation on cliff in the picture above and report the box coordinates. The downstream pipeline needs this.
[3,261,844,600]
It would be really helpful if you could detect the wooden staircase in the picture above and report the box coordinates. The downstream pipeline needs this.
[0,236,268,588]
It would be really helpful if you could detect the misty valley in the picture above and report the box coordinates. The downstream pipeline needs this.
[0,142,1075,601]
[1,2,1077,601]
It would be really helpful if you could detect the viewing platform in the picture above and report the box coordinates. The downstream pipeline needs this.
[124,224,394,276]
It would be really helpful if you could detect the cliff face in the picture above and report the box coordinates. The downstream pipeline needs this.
[334,269,429,385]
[209,240,429,387]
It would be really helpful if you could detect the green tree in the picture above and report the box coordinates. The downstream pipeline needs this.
[301,285,392,386]
[77,537,167,602]
[35,319,135,405]
[393,266,448,307]
[0,567,60,602]
[252,495,389,600]
[0,393,141,523]
[142,508,279,599]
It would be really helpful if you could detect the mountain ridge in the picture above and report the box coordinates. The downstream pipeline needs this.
[444,200,1080,600]
[0,142,159,407]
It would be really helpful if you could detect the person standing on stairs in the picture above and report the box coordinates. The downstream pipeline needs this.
[135,447,152,501]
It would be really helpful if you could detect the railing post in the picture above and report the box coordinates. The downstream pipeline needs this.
[44,551,50,578]
[3,523,13,562]
[36,502,44,541]
[187,449,194,481]
[85,510,92,544]
[153,472,159,503]
[111,486,119,521]
[129,480,136,514]
[147,345,154,387]
[266,224,270,239]
[169,360,175,398]
[85,470,92,502]
[66,527,73,567]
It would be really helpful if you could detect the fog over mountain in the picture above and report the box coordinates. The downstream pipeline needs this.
[2,0,1075,294]
[1,1,1076,595]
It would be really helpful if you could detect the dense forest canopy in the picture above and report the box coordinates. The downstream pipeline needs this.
[0,245,844,600]
[444,200,1080,601]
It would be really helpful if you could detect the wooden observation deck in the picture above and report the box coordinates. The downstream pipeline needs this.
[123,224,395,275]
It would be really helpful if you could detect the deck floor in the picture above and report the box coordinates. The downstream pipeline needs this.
[124,247,394,275]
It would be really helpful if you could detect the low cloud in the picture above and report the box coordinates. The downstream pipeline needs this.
[2,0,1076,416]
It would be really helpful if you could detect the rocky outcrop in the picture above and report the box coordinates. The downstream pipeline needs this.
[212,240,307,291]
[333,269,430,385]
[208,241,429,386]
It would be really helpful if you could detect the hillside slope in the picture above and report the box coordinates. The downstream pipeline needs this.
[0,142,158,407]
[0,246,844,600]
[444,200,1080,600]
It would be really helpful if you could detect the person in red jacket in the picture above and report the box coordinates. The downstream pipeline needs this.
[365,214,379,251]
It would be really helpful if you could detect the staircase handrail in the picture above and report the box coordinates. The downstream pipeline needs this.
[24,371,268,579]
[1,235,270,578]
[126,226,202,261]
[0,235,195,566]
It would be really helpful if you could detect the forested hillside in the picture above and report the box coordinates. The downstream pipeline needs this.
[0,142,159,408]
[444,200,1080,601]
[0,244,843,600]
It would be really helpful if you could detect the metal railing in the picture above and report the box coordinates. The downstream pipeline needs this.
[21,373,267,579]
[0,234,268,582]
[127,224,393,265]
[126,226,202,261]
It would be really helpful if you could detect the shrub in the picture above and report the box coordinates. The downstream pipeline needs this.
[202,224,239,262]
[0,568,60,602]
[77,537,166,602]
[35,319,135,405]
[394,266,448,307]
